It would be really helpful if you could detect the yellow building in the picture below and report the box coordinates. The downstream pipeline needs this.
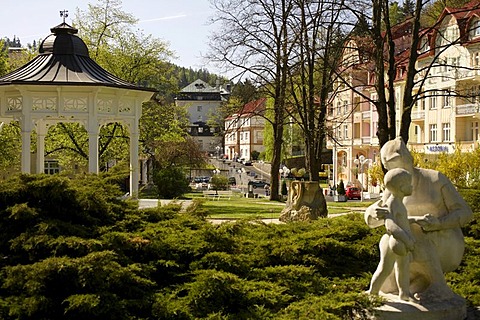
[327,2,480,193]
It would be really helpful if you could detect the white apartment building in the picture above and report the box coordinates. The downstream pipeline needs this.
[175,79,230,154]
[327,2,480,192]
[224,98,266,161]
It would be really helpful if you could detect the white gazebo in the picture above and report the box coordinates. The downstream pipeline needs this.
[0,22,155,196]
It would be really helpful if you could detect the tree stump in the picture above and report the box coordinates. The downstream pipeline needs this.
[279,180,328,222]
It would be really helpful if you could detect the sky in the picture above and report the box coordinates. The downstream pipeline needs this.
[0,0,219,72]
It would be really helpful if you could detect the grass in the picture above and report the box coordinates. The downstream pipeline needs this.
[183,191,376,219]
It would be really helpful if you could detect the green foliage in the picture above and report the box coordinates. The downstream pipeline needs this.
[211,174,229,191]
[281,180,288,196]
[153,167,190,199]
[421,0,472,27]
[411,147,480,189]
[0,39,9,77]
[367,161,383,188]
[0,121,21,177]
[337,180,346,195]
[2,174,480,318]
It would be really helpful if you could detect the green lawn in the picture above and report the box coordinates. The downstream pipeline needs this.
[184,192,375,219]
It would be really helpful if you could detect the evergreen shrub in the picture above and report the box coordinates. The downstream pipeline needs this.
[152,166,190,199]
[0,174,479,318]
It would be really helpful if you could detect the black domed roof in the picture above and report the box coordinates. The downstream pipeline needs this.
[0,22,155,93]
[39,23,89,56]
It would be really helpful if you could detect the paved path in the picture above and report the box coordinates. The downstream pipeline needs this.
[138,199,193,211]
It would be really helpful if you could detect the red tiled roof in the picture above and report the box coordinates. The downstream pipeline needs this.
[226,97,266,119]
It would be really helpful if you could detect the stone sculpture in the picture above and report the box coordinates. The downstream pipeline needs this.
[279,180,328,222]
[367,168,414,301]
[365,137,473,319]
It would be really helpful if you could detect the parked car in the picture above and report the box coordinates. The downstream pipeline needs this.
[228,177,237,185]
[346,186,361,200]
[248,180,270,189]
[244,161,253,166]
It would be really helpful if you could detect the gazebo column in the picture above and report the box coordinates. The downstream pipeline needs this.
[20,117,32,173]
[36,121,46,174]
[87,119,99,173]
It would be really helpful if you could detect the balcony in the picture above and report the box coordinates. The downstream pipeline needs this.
[454,68,480,82]
[362,137,371,144]
[456,103,480,116]
[411,111,425,120]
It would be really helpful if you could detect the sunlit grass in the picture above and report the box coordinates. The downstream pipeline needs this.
[184,191,374,219]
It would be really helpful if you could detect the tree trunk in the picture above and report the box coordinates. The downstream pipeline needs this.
[279,180,328,221]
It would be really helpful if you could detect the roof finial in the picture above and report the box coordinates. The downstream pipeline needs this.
[60,10,69,23]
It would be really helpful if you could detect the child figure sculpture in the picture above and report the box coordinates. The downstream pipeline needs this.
[368,168,415,301]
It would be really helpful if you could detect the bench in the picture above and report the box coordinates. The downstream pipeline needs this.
[202,190,233,200]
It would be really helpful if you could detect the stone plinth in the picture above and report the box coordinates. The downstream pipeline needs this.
[371,293,467,320]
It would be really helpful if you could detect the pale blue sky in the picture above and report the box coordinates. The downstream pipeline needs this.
[0,0,217,71]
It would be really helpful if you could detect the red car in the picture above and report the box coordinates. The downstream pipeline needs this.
[346,187,361,200]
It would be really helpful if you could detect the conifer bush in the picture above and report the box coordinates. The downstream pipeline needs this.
[0,173,478,319]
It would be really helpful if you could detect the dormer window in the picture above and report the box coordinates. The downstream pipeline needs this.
[420,37,430,53]
[471,19,480,38]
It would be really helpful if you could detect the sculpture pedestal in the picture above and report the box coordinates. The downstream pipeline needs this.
[371,293,467,320]
[279,181,328,222]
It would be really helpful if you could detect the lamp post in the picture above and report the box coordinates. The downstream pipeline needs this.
[353,155,371,202]
[212,168,220,195]
[237,167,246,191]
[279,165,290,196]
[258,160,265,180]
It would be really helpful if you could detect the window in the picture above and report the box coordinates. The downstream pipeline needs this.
[198,127,203,133]
[472,121,479,141]
[420,92,426,110]
[395,91,401,111]
[430,124,438,142]
[336,101,341,115]
[245,132,249,140]
[371,93,378,111]
[472,19,480,38]
[442,123,451,141]
[429,92,437,110]
[442,90,450,108]
[420,37,430,53]
[44,160,60,174]
[343,100,348,114]
[474,52,480,67]
[343,124,348,139]
[337,126,342,139]
[240,132,244,140]
[197,106,203,112]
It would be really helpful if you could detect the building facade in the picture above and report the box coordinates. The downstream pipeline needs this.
[175,79,230,154]
[327,2,480,192]
[224,98,266,161]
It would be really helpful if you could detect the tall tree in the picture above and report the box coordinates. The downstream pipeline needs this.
[286,0,348,181]
[40,0,176,171]
[209,0,296,200]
